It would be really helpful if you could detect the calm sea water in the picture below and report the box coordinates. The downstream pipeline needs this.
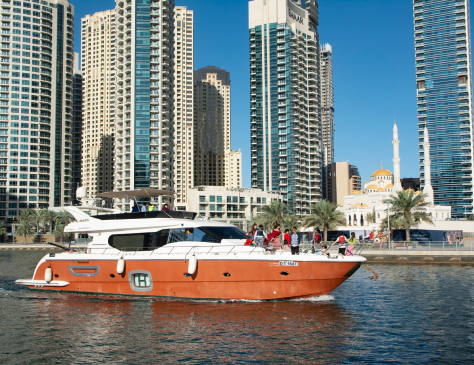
[1,251,474,364]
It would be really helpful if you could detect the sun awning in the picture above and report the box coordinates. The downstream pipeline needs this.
[100,188,175,199]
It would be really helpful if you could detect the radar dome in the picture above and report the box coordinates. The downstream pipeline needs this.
[76,186,87,199]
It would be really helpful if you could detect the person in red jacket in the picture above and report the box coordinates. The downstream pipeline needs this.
[283,229,291,247]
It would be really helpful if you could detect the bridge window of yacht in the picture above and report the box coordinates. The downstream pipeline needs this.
[168,226,249,243]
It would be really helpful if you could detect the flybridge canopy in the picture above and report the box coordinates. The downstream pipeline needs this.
[91,211,197,221]
[100,188,175,199]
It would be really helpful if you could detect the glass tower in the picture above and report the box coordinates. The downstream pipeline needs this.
[0,0,75,218]
[249,0,322,215]
[414,0,474,217]
[114,0,174,211]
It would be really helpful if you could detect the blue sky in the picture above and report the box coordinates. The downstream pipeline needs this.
[73,0,472,188]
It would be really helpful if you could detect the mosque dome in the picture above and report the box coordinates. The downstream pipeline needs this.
[371,168,393,177]
[385,184,394,188]
[376,187,386,192]
[415,190,422,194]
[366,184,378,190]
[352,190,362,194]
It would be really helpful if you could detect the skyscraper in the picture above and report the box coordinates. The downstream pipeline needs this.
[81,9,116,202]
[413,0,473,217]
[173,6,194,208]
[114,0,175,211]
[72,53,83,204]
[0,0,75,218]
[320,43,334,201]
[249,0,322,215]
[194,66,232,187]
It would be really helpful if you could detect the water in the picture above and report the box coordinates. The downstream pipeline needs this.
[1,251,474,364]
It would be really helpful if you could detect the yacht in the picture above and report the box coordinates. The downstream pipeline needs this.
[16,190,366,300]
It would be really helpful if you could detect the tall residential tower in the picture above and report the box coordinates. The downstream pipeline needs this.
[193,66,232,187]
[0,0,75,218]
[413,0,473,217]
[249,0,322,214]
[173,6,193,209]
[114,0,175,211]
[320,43,334,201]
[81,9,116,201]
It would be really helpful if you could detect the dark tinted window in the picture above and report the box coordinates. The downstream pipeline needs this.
[168,226,249,243]
[108,230,170,251]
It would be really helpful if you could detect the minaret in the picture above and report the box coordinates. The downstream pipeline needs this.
[392,119,403,192]
[423,127,435,205]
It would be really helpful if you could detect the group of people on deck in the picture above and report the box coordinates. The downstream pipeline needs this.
[246,223,356,257]
[131,203,171,213]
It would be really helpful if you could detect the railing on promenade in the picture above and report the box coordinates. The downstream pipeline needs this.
[347,241,473,252]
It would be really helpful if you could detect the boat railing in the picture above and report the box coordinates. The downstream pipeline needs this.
[87,243,334,257]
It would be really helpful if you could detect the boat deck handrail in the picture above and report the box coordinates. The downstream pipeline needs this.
[70,243,349,258]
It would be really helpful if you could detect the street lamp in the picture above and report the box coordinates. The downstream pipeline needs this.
[386,203,391,250]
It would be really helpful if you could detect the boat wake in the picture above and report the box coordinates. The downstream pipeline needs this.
[290,295,335,302]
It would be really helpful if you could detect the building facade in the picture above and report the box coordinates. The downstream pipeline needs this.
[249,0,322,215]
[187,186,284,230]
[173,6,194,209]
[224,148,242,188]
[193,66,231,187]
[0,0,75,218]
[114,0,175,211]
[330,161,360,206]
[413,0,474,217]
[72,53,82,204]
[81,9,115,202]
[320,43,335,201]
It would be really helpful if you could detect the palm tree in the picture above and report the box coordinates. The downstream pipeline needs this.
[254,200,289,232]
[40,209,56,233]
[53,224,70,243]
[18,209,33,222]
[15,220,33,244]
[380,215,405,230]
[302,200,346,241]
[55,210,75,227]
[382,190,434,241]
[30,210,43,233]
[0,220,6,243]
[366,209,376,224]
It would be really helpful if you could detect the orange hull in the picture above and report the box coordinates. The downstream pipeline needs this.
[29,259,362,300]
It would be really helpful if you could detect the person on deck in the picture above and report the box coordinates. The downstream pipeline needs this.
[290,227,300,255]
[267,223,282,249]
[247,223,258,241]
[283,229,291,247]
[162,204,170,211]
[253,225,267,247]
[332,232,349,259]
[148,203,154,212]
[140,204,147,212]
[311,228,322,253]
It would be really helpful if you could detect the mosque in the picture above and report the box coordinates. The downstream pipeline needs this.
[339,122,451,228]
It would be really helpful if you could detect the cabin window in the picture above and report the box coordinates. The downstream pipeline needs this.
[128,270,153,292]
[108,230,170,251]
[168,226,249,243]
[132,273,150,287]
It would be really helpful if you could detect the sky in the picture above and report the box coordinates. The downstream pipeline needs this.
[72,0,472,188]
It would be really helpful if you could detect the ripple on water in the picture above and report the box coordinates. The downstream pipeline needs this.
[1,252,474,364]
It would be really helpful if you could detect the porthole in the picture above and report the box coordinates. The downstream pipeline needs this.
[54,274,59,278]
[110,274,115,279]
[223,272,231,277]
[183,273,192,277]
[280,272,289,276]
[128,270,153,292]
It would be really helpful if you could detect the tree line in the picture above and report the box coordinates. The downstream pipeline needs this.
[251,190,435,242]
[0,209,76,244]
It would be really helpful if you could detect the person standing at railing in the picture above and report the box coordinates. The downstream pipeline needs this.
[347,232,356,256]
[332,232,349,259]
[290,227,300,255]
[254,225,267,247]
[268,224,282,249]
[247,223,258,242]
[311,228,322,253]
[283,229,291,246]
